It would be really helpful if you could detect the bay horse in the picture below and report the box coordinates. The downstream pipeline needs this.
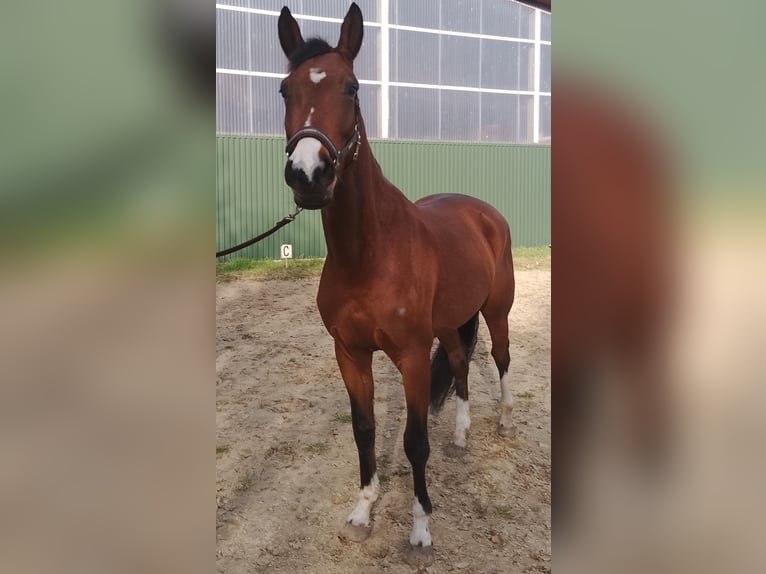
[278,4,515,562]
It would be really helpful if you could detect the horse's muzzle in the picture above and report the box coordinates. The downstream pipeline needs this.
[284,156,336,209]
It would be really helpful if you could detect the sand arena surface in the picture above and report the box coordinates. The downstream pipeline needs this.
[216,270,550,573]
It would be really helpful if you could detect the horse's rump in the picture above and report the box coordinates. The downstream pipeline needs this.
[415,193,513,330]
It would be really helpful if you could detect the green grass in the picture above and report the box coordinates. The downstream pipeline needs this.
[216,245,549,280]
[304,442,330,455]
[216,258,324,281]
[234,471,255,492]
[495,505,514,519]
[516,390,535,399]
[334,413,353,424]
[216,445,230,455]
[512,246,551,271]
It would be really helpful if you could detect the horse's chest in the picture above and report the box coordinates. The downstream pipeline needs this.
[317,285,423,349]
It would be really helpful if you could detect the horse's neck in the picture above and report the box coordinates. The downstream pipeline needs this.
[321,132,410,267]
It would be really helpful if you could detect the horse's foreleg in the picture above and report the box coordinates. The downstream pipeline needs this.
[398,351,434,562]
[335,342,378,538]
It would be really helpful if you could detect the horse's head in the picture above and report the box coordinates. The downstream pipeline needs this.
[278,4,364,209]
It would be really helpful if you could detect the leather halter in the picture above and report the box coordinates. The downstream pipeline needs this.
[285,97,360,167]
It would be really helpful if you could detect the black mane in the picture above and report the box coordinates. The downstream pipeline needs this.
[288,38,333,71]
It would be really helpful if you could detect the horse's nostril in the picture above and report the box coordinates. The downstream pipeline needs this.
[316,160,336,186]
[285,161,311,188]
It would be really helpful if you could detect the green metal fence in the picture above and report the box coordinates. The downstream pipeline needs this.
[216,136,550,260]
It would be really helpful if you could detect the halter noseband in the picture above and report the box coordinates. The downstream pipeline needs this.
[285,97,360,167]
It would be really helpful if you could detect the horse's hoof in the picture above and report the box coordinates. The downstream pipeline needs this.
[444,443,467,458]
[404,544,434,566]
[497,422,517,438]
[340,521,372,542]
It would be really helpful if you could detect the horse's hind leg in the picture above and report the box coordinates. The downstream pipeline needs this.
[436,316,479,455]
[334,341,378,541]
[482,308,515,437]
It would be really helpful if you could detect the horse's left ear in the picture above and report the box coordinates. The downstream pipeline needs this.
[337,3,363,61]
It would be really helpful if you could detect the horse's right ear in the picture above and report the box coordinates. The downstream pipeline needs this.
[278,7,304,58]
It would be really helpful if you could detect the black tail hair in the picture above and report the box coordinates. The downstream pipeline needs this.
[429,313,480,413]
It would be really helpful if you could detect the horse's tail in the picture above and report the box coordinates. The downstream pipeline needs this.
[429,313,480,413]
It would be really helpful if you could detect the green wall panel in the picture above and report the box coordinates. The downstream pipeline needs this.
[216,136,550,260]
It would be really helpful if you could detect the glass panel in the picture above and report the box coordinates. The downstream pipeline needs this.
[440,35,480,88]
[541,11,551,42]
[540,44,551,93]
[390,0,440,28]
[358,84,381,139]
[299,0,379,22]
[217,9,250,70]
[481,40,533,91]
[481,0,535,39]
[390,29,439,84]
[440,0,481,34]
[481,93,534,143]
[216,74,251,135]
[356,24,381,82]
[251,76,285,136]
[249,13,286,74]
[390,87,439,140]
[539,95,551,143]
[440,91,480,141]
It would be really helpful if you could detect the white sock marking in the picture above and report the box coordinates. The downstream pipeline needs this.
[409,499,432,547]
[309,68,326,84]
[289,138,323,181]
[347,473,379,527]
[454,396,470,447]
[304,106,314,127]
[499,371,514,427]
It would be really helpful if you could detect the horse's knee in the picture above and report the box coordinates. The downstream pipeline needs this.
[353,424,375,450]
[350,403,375,441]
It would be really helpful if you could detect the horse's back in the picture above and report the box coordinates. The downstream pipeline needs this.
[415,193,511,259]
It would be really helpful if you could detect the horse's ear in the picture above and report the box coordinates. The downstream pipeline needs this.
[278,6,304,58]
[337,3,363,61]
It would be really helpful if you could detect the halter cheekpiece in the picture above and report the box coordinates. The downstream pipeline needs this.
[285,97,361,167]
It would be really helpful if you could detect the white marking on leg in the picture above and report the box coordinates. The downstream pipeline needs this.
[409,499,432,547]
[347,473,379,527]
[304,106,314,127]
[454,397,470,447]
[309,68,326,84]
[499,370,514,427]
[289,138,323,181]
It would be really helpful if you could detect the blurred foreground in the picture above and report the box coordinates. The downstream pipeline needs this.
[0,2,214,574]
[554,2,766,572]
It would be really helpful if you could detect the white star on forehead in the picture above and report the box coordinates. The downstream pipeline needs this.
[309,68,327,84]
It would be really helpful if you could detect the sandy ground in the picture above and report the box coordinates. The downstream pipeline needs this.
[216,269,550,573]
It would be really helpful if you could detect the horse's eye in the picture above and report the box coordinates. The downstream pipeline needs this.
[279,83,288,99]
[344,81,359,97]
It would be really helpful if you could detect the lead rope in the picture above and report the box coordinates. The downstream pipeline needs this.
[215,205,303,258]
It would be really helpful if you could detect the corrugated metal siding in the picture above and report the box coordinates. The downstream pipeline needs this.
[216,137,549,260]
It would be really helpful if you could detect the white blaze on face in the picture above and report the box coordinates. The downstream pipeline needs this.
[289,138,323,181]
[347,473,379,527]
[309,67,326,84]
[409,499,432,547]
[304,107,314,127]
[454,397,471,447]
